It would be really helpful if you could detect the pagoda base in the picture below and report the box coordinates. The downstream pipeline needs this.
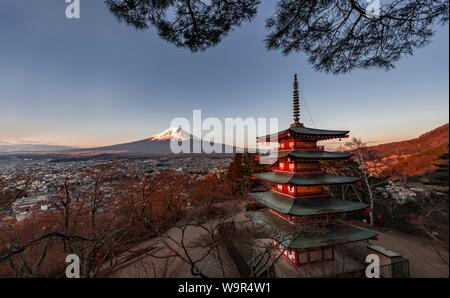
[274,246,366,277]
[275,240,335,266]
[251,211,378,267]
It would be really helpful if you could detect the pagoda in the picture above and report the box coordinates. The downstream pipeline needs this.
[249,74,377,267]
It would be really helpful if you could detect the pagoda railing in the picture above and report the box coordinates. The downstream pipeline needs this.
[271,168,322,174]
[278,145,325,151]
[271,189,331,199]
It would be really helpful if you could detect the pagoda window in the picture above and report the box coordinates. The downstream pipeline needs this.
[279,162,285,170]
[289,162,295,171]
[296,186,324,196]
[309,249,323,262]
[289,141,294,149]
[288,185,295,195]
[288,249,296,263]
[324,248,334,260]
[298,251,308,265]
[277,184,283,191]
[297,162,320,172]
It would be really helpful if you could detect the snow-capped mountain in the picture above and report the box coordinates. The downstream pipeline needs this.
[62,127,235,156]
[147,127,192,142]
[0,127,238,156]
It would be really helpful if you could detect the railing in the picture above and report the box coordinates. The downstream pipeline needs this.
[278,144,325,151]
[218,222,274,278]
[218,223,251,278]
[379,258,410,278]
[271,167,321,173]
[330,257,410,278]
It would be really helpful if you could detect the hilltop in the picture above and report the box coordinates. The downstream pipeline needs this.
[366,123,449,178]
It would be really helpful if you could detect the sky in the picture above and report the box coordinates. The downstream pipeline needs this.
[0,0,448,148]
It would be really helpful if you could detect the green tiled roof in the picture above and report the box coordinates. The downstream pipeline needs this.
[251,211,378,249]
[264,150,353,160]
[259,126,349,140]
[249,191,368,216]
[253,172,360,186]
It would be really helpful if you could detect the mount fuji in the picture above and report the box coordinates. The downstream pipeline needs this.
[63,127,236,156]
[0,127,239,157]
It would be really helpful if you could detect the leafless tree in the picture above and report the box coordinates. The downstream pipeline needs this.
[344,137,388,226]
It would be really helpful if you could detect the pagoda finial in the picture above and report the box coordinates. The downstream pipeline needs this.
[291,74,302,128]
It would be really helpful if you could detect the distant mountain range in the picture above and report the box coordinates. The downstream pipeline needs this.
[0,143,76,153]
[366,123,449,178]
[0,127,237,157]
[2,125,448,178]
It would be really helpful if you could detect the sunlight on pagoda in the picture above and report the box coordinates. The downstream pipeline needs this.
[249,74,378,273]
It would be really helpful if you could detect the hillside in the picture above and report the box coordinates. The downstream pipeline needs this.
[366,123,449,178]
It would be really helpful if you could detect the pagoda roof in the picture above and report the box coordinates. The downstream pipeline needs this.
[249,191,368,216]
[263,150,352,160]
[253,172,360,186]
[258,126,349,141]
[251,211,378,249]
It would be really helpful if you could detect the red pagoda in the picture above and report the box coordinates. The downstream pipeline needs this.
[249,74,377,267]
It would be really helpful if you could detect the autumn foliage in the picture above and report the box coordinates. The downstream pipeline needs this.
[0,162,240,277]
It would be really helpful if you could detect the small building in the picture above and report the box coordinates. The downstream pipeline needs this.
[367,245,410,278]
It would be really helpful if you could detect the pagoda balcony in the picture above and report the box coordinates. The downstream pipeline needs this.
[279,142,325,151]
[251,211,378,250]
[271,167,321,174]
[273,160,320,173]
[271,188,331,199]
[260,150,353,161]
[253,172,361,186]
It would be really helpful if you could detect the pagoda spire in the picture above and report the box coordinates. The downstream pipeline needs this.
[291,74,302,128]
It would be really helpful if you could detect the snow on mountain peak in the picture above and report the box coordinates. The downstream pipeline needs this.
[148,127,191,141]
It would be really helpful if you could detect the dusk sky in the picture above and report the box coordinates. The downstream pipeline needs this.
[0,0,448,148]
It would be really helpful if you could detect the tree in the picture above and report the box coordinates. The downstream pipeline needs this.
[106,0,449,74]
[410,189,449,265]
[105,0,259,52]
[344,137,387,226]
[427,146,449,186]
[226,153,268,196]
[411,147,449,265]
[0,163,153,277]
[0,174,34,213]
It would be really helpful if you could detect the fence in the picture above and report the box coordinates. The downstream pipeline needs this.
[332,257,410,278]
[218,222,274,278]
[379,257,410,278]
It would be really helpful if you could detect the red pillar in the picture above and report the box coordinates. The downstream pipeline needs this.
[294,250,299,266]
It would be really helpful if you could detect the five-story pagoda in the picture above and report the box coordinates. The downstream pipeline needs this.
[249,75,377,267]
